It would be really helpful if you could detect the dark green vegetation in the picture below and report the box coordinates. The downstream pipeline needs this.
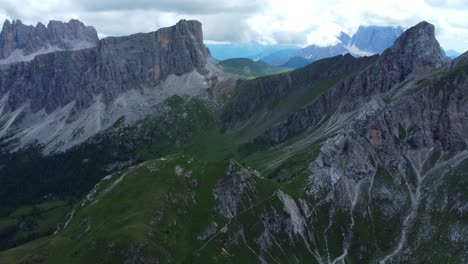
[219,58,290,78]
[0,155,278,263]
[0,201,70,251]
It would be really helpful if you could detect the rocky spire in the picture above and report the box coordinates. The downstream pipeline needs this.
[379,21,450,74]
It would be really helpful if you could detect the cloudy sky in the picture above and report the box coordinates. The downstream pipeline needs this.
[0,0,467,52]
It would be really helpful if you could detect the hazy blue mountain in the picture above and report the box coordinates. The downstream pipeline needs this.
[337,31,351,45]
[444,49,461,59]
[219,58,290,78]
[282,43,348,67]
[259,48,299,65]
[277,25,405,68]
[350,25,404,53]
[280,56,311,68]
[205,41,300,60]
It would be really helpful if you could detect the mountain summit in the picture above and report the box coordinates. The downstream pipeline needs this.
[0,19,98,64]
[380,21,450,73]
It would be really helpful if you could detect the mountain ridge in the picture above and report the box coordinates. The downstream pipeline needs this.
[0,19,98,64]
[0,19,226,153]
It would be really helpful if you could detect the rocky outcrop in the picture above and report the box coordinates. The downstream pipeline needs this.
[213,160,259,219]
[0,19,222,153]
[377,21,450,75]
[0,19,98,64]
[302,59,468,263]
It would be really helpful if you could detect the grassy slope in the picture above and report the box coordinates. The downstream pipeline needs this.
[221,54,378,146]
[0,95,219,250]
[0,154,279,263]
[219,58,290,78]
[0,201,71,251]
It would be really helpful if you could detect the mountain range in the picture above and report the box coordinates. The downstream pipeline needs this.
[205,41,300,61]
[267,25,405,68]
[0,18,467,264]
[0,19,98,64]
[219,58,290,78]
[205,25,405,69]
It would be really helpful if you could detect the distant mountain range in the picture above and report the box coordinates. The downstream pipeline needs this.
[445,49,462,59]
[205,41,300,61]
[206,25,462,69]
[205,25,406,68]
[273,25,405,68]
[219,58,290,78]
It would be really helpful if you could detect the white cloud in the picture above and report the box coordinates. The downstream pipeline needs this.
[0,0,466,52]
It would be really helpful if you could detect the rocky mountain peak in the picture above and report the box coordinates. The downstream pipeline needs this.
[0,18,98,63]
[380,21,450,73]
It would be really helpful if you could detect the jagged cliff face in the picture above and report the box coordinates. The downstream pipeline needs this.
[0,19,222,153]
[0,19,98,64]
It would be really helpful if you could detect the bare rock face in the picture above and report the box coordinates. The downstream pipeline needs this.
[0,19,209,113]
[378,21,450,76]
[0,19,220,153]
[0,19,98,63]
